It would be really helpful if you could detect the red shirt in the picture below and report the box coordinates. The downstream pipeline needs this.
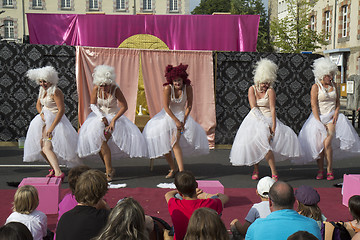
[168,198,223,240]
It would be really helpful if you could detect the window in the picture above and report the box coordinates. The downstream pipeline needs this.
[61,0,71,8]
[310,15,315,31]
[3,0,13,6]
[116,0,125,10]
[32,0,42,7]
[4,20,14,39]
[143,0,151,11]
[342,5,347,37]
[170,0,177,11]
[89,0,98,10]
[325,11,330,40]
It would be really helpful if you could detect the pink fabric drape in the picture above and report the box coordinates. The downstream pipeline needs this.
[141,50,215,148]
[76,46,140,125]
[27,13,259,52]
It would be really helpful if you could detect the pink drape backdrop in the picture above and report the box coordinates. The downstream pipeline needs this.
[141,50,215,148]
[27,14,259,52]
[76,46,140,125]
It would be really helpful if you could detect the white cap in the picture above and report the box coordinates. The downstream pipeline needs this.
[257,176,275,198]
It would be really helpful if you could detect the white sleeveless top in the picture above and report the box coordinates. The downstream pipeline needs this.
[40,92,58,114]
[169,85,187,114]
[254,86,271,118]
[317,83,336,115]
[97,86,119,115]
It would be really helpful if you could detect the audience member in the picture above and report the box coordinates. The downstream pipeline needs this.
[295,185,326,228]
[56,169,110,240]
[230,176,275,237]
[0,222,33,240]
[345,195,360,236]
[245,181,321,240]
[184,207,229,240]
[6,185,47,240]
[287,231,318,240]
[165,171,229,240]
[93,197,150,240]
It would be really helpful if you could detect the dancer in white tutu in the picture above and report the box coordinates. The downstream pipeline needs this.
[77,65,147,182]
[142,64,209,178]
[24,66,79,181]
[296,57,360,180]
[230,59,301,181]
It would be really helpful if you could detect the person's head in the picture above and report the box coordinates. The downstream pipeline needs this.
[287,231,318,240]
[253,58,278,90]
[68,165,91,195]
[294,185,322,221]
[312,57,337,83]
[257,176,275,199]
[94,197,148,240]
[27,66,59,91]
[0,222,33,240]
[184,207,229,240]
[349,195,360,222]
[164,63,191,87]
[269,181,295,211]
[74,169,108,206]
[174,171,197,198]
[92,65,116,87]
[13,185,39,214]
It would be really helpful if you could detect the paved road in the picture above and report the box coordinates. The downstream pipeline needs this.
[1,146,359,190]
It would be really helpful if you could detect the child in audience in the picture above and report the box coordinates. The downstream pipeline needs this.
[230,176,275,238]
[165,171,228,240]
[287,231,318,240]
[295,185,326,228]
[184,207,229,240]
[345,195,360,234]
[93,197,150,240]
[6,185,47,240]
[0,222,34,240]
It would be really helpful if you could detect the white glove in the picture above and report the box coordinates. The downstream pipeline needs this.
[90,104,104,118]
[250,107,270,127]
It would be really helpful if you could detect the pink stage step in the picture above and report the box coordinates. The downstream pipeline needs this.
[197,180,224,194]
[342,174,360,207]
[19,177,61,214]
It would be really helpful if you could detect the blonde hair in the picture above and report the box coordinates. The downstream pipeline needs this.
[92,65,116,86]
[184,208,229,240]
[13,185,39,214]
[253,58,278,87]
[312,57,337,83]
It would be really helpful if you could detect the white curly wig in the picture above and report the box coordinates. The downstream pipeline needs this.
[92,65,116,86]
[253,58,278,86]
[312,57,337,82]
[26,66,59,85]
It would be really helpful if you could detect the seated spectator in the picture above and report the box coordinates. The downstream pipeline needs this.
[0,222,33,240]
[295,185,326,228]
[346,195,360,235]
[230,176,275,237]
[56,169,110,240]
[245,181,321,240]
[165,171,229,240]
[184,207,229,240]
[57,165,90,221]
[6,185,47,240]
[287,231,318,240]
[93,197,150,240]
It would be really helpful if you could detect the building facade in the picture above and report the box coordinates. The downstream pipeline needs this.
[269,0,360,82]
[0,0,190,43]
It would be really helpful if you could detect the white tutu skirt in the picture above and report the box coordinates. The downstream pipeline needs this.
[294,112,360,164]
[142,109,209,159]
[230,112,301,166]
[23,110,81,167]
[77,112,148,158]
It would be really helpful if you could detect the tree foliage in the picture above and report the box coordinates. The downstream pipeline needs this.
[270,0,326,53]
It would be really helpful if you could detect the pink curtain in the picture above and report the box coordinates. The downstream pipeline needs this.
[76,46,140,125]
[141,50,215,148]
[27,14,259,52]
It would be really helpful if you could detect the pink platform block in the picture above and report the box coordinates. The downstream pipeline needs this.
[342,174,360,207]
[19,177,61,214]
[197,180,224,194]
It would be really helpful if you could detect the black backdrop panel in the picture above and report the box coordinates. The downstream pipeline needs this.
[215,52,323,145]
[0,43,77,141]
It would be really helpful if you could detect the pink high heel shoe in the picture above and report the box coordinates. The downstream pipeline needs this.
[46,169,55,178]
[55,172,65,182]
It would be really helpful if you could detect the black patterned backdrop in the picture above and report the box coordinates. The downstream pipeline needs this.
[215,52,323,145]
[0,43,77,141]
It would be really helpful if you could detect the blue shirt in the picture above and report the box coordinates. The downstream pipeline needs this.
[245,209,322,240]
